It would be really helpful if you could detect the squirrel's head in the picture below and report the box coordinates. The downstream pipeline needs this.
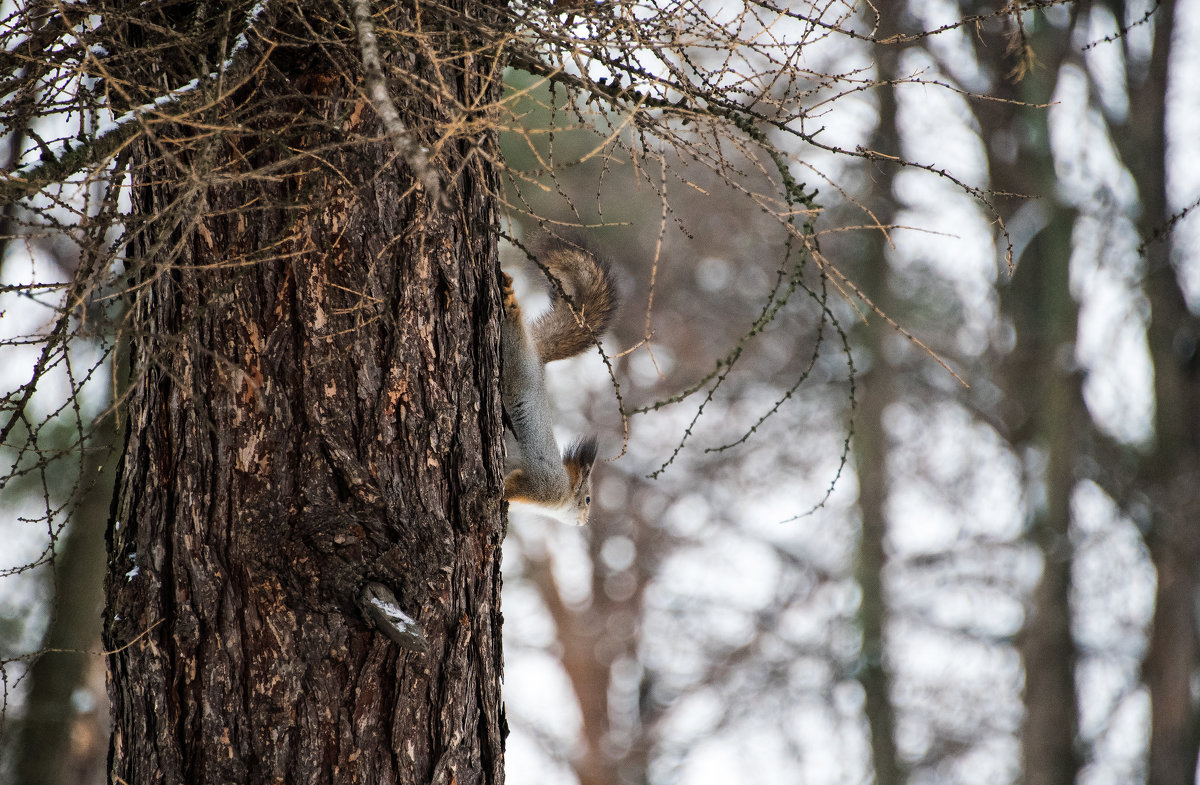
[559,436,599,527]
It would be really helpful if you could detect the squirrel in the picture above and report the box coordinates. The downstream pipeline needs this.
[500,240,618,526]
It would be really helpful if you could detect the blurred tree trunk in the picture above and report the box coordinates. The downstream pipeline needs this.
[851,6,904,783]
[519,492,654,785]
[14,413,113,785]
[100,3,507,783]
[971,10,1083,785]
[0,0,50,281]
[525,548,623,785]
[1106,2,1200,782]
[1002,201,1082,785]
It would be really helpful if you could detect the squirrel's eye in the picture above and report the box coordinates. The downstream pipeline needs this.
[585,495,591,505]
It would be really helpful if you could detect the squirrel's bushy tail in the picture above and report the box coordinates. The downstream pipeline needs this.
[531,241,619,364]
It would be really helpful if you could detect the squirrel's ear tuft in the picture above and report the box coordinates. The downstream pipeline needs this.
[563,435,599,470]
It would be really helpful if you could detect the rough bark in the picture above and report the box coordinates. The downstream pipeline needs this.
[100,3,508,783]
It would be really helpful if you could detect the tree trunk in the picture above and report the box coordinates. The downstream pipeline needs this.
[1110,2,1200,782]
[851,6,904,782]
[1004,213,1081,785]
[15,417,112,785]
[101,3,508,783]
[970,9,1083,785]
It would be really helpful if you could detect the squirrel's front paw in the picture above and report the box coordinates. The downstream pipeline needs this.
[501,272,519,314]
